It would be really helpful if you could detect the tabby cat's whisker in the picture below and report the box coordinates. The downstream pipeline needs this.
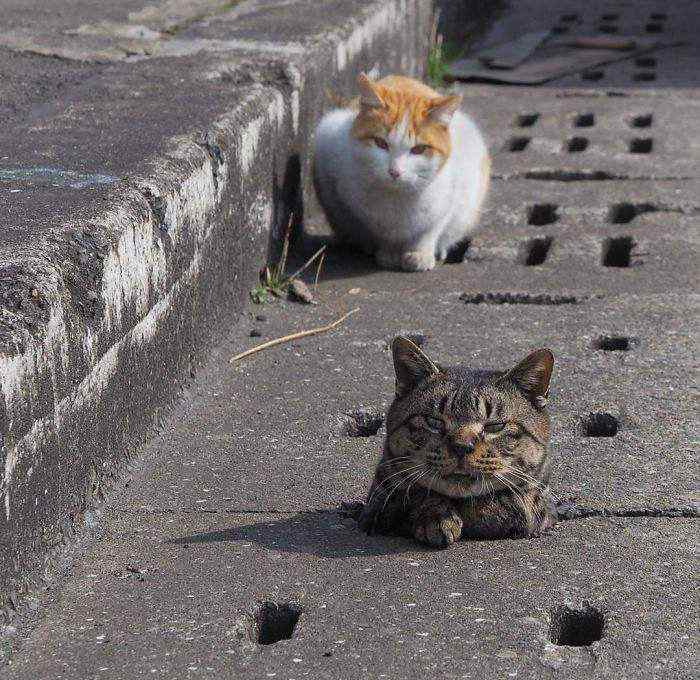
[494,472,536,525]
[503,468,560,501]
[380,467,427,513]
[367,466,423,507]
[403,468,430,506]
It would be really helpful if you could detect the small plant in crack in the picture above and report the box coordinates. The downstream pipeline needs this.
[426,10,463,86]
[250,216,326,304]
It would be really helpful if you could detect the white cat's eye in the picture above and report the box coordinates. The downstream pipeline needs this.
[424,416,445,434]
[410,144,429,155]
[373,137,389,150]
[484,421,506,434]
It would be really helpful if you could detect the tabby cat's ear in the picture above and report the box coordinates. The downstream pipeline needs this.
[392,337,441,398]
[501,349,554,407]
[427,94,462,125]
[357,73,383,108]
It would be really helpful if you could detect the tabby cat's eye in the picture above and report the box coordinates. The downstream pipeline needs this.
[424,416,445,434]
[484,421,506,434]
[373,137,389,150]
[410,144,429,155]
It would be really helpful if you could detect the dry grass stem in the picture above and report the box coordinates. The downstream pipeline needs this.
[230,308,359,363]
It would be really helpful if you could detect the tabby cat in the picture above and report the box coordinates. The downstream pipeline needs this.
[313,73,490,271]
[359,337,556,547]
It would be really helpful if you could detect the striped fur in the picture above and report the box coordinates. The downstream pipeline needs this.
[359,338,557,548]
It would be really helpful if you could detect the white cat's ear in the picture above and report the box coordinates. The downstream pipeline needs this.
[357,73,383,108]
[427,94,462,125]
[392,337,441,398]
[501,349,554,406]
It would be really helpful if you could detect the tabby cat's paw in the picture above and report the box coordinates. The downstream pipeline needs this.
[401,250,436,272]
[414,512,463,549]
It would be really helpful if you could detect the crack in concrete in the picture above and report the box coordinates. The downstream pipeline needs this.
[556,504,698,520]
[118,504,700,521]
[494,171,696,181]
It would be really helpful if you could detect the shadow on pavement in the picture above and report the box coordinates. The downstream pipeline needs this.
[169,509,421,558]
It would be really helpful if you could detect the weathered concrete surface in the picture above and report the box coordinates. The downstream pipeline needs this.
[5,512,695,679]
[1,0,697,678]
[0,0,432,625]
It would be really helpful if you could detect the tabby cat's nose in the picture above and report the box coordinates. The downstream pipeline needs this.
[450,438,476,459]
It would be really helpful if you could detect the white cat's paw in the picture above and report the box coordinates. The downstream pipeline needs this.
[375,249,402,270]
[401,250,436,272]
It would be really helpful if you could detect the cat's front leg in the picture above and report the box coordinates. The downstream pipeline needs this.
[400,249,436,272]
[399,233,440,272]
[375,240,438,272]
[412,497,463,549]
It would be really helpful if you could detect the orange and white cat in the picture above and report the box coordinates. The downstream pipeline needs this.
[313,73,490,271]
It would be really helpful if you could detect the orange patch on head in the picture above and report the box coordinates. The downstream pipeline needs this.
[351,74,461,162]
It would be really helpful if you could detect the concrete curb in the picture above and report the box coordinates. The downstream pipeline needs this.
[0,0,432,619]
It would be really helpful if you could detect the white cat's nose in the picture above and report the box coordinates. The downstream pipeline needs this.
[388,167,401,179]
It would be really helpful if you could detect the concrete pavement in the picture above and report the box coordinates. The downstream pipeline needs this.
[0,0,432,625]
[1,1,697,678]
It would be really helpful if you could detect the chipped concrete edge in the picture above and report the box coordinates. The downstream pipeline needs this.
[0,0,433,621]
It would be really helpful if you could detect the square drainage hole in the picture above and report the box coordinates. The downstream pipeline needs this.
[255,601,303,645]
[602,236,635,267]
[344,408,384,436]
[520,237,553,266]
[607,202,656,224]
[629,138,653,153]
[581,70,604,81]
[549,604,605,647]
[646,22,664,33]
[445,238,471,264]
[527,203,559,226]
[633,72,656,82]
[592,335,632,351]
[506,136,530,152]
[582,412,619,437]
[566,137,589,153]
[515,113,539,127]
[635,57,657,68]
[630,113,653,128]
[574,113,595,128]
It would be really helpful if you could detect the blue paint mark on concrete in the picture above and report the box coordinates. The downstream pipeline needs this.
[0,166,118,190]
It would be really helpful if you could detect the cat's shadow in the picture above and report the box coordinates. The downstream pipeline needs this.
[169,509,419,558]
[289,233,470,283]
[289,234,379,283]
